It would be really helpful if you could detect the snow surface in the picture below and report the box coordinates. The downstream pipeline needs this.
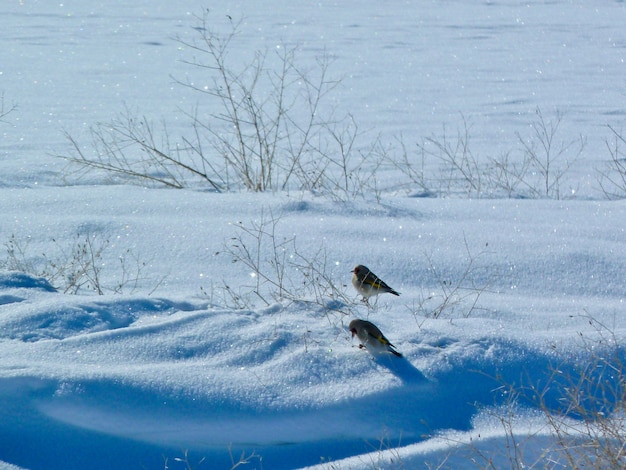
[1,1,626,469]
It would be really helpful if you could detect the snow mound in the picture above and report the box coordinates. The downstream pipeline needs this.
[1,272,623,469]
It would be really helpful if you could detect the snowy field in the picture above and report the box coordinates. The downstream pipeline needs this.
[1,1,626,469]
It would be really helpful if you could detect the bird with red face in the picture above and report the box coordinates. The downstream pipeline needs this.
[351,264,400,302]
[349,319,402,357]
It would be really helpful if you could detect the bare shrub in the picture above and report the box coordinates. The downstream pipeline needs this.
[3,234,36,274]
[430,314,625,469]
[398,109,584,199]
[59,11,587,201]
[535,316,626,468]
[386,134,434,196]
[598,125,626,199]
[44,232,109,295]
[62,13,375,196]
[62,111,224,190]
[175,14,390,199]
[484,149,531,199]
[409,238,491,322]
[164,449,206,470]
[173,14,345,192]
[415,117,484,198]
[1,232,157,295]
[227,446,261,470]
[462,315,626,469]
[212,209,355,322]
[164,447,261,470]
[515,108,585,199]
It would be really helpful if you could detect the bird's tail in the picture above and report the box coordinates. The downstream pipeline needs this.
[388,346,403,357]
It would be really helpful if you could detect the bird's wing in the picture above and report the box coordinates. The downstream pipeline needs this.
[363,275,389,289]
[367,331,392,346]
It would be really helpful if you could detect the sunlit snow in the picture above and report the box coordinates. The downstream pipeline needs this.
[1,1,626,469]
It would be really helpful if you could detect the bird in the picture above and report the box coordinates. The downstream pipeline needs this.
[351,265,400,302]
[349,319,402,357]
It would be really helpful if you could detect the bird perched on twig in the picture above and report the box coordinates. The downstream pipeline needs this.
[351,265,400,302]
[349,319,402,357]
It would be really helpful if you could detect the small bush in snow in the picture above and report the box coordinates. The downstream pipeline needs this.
[1,232,157,295]
[598,125,626,200]
[62,13,384,198]
[457,314,626,469]
[215,209,353,313]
